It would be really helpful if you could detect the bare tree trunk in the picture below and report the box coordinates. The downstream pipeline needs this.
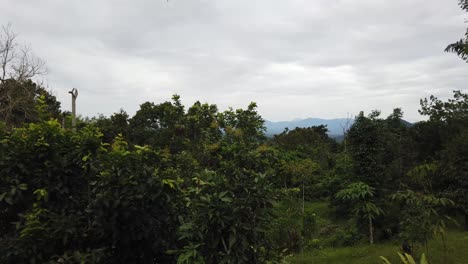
[369,215,374,245]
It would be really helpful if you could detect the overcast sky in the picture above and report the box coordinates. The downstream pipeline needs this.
[1,0,467,122]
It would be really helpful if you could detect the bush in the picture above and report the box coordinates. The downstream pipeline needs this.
[321,225,361,247]
[0,122,181,263]
[305,238,322,250]
[303,210,317,239]
[267,190,303,254]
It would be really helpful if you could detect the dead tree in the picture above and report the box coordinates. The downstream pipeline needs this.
[0,24,46,83]
[0,24,47,128]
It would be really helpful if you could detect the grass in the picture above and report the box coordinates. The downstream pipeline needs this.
[286,200,468,264]
[287,230,468,264]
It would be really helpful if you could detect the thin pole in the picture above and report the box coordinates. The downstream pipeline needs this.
[69,88,78,132]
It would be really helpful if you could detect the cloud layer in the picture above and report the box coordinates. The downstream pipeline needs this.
[1,0,467,121]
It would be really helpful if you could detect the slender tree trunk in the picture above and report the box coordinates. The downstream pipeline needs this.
[425,240,429,259]
[464,211,468,231]
[442,233,448,263]
[463,196,468,230]
[301,181,305,256]
[398,132,402,178]
[369,216,374,244]
[302,181,305,214]
[343,130,347,153]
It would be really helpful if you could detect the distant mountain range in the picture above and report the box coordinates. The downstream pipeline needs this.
[264,118,354,138]
[265,118,413,139]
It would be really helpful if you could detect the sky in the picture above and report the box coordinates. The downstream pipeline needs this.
[1,0,467,122]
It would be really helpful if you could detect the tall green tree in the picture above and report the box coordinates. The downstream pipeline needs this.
[346,111,387,189]
[129,95,187,152]
[418,90,468,229]
[91,109,130,143]
[273,125,336,170]
[175,102,277,263]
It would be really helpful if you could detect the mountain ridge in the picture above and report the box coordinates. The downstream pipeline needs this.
[264,117,354,137]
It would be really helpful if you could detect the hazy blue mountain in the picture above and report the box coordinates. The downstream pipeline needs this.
[265,117,414,139]
[400,119,414,128]
[264,118,354,138]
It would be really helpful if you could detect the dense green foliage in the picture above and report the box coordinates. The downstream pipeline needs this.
[0,96,282,263]
[0,89,466,263]
[1,5,468,261]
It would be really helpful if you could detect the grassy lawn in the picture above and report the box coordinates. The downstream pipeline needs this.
[286,201,468,263]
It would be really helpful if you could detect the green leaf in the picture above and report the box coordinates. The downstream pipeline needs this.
[5,197,13,205]
[404,253,416,264]
[82,154,90,162]
[398,252,409,264]
[379,256,392,264]
[420,253,428,264]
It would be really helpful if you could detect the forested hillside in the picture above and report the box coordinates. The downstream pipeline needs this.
[1,1,468,263]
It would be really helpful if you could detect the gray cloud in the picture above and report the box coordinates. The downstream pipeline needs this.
[1,0,467,122]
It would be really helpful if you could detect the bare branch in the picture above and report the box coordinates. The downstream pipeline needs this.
[0,24,46,83]
[0,24,17,83]
[12,45,47,81]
